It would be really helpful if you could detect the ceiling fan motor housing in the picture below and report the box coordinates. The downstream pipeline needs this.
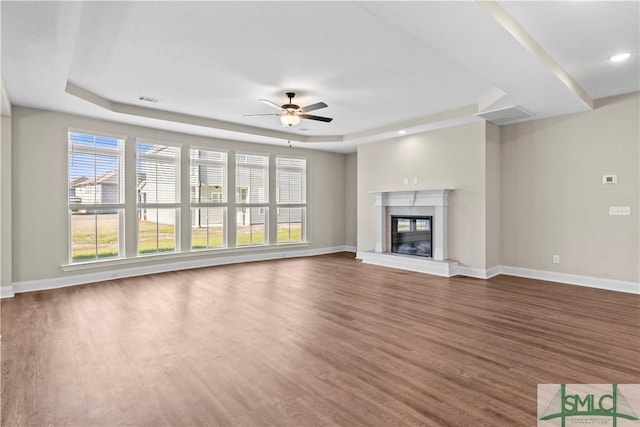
[282,103,300,112]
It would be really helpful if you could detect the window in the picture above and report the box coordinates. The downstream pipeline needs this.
[68,132,124,262]
[236,153,268,246]
[276,157,306,243]
[190,149,227,249]
[136,141,180,254]
[68,136,308,264]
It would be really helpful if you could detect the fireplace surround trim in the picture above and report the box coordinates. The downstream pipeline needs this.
[359,188,458,277]
[372,188,452,261]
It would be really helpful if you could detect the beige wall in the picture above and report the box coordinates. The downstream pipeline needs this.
[344,152,357,248]
[1,115,11,287]
[357,122,489,269]
[11,107,348,283]
[501,93,639,282]
[485,123,501,268]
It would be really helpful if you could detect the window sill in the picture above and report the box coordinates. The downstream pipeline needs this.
[61,242,310,272]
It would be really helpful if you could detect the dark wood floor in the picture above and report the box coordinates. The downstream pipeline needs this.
[2,253,639,426]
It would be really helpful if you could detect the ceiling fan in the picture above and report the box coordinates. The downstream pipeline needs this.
[245,92,333,127]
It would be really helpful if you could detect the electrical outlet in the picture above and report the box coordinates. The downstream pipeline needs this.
[403,178,409,185]
[609,206,631,215]
[602,175,617,184]
[412,177,418,185]
[553,255,560,264]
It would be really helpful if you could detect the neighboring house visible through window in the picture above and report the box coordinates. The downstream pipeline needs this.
[190,148,227,249]
[236,153,268,245]
[68,131,124,262]
[136,141,180,254]
[276,157,306,243]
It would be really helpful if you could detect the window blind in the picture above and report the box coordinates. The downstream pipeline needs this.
[236,153,268,204]
[136,142,180,205]
[190,149,227,204]
[69,132,125,207]
[276,157,306,204]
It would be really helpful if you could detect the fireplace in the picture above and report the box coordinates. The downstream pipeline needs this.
[359,189,458,277]
[391,216,432,257]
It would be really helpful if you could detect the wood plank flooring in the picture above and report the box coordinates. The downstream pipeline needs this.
[2,253,639,426]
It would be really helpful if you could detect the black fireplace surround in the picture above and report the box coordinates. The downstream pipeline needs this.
[391,216,432,257]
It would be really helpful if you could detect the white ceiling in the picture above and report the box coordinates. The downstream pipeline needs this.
[2,1,638,153]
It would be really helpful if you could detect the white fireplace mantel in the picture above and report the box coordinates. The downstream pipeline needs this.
[358,188,458,277]
[371,188,451,260]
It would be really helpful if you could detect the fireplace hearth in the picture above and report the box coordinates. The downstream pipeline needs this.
[391,216,432,257]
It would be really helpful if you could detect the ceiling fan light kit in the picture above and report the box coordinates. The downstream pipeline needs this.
[281,113,301,127]
[246,92,333,128]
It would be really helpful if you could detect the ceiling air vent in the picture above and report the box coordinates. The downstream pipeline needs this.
[474,105,531,125]
[138,96,159,103]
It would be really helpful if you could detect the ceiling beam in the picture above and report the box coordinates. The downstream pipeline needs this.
[478,1,593,109]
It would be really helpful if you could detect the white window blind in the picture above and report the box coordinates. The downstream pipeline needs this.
[137,142,180,204]
[236,153,268,204]
[276,157,306,204]
[190,149,227,204]
[68,131,125,262]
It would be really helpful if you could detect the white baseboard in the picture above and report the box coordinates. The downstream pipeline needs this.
[4,252,637,297]
[355,253,637,295]
[457,266,499,279]
[498,265,639,295]
[5,246,353,298]
[0,286,15,298]
[344,245,357,253]
[485,265,502,279]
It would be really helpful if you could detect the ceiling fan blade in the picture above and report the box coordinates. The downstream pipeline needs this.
[301,102,328,113]
[300,114,333,123]
[244,113,281,117]
[259,99,284,111]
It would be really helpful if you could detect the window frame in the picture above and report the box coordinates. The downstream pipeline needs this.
[235,152,269,246]
[189,147,228,250]
[135,139,182,255]
[275,155,307,244]
[67,129,126,263]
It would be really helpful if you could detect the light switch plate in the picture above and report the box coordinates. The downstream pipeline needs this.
[609,206,631,215]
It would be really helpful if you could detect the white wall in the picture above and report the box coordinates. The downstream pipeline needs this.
[357,122,489,269]
[501,93,639,283]
[11,107,349,283]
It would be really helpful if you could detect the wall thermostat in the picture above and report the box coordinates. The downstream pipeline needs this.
[602,175,617,184]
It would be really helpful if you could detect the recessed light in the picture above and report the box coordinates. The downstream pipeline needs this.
[398,130,407,135]
[608,52,631,63]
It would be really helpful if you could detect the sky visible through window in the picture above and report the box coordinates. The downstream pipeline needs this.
[69,133,121,180]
